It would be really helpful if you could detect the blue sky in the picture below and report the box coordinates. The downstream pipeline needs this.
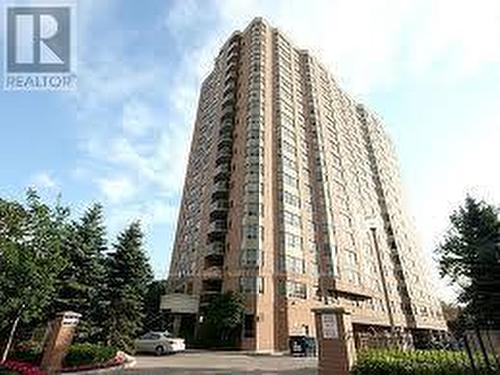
[0,0,499,300]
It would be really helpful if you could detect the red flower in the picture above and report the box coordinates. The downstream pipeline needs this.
[1,360,45,375]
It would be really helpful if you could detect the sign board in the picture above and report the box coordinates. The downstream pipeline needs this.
[161,293,199,314]
[321,313,338,339]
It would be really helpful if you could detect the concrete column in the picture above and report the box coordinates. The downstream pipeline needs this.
[172,315,182,336]
[312,307,356,375]
[40,311,81,375]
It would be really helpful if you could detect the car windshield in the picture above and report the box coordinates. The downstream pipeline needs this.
[162,331,173,338]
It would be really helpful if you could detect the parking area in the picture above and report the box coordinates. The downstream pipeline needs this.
[126,351,318,375]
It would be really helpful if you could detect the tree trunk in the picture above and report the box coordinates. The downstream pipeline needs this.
[1,307,23,362]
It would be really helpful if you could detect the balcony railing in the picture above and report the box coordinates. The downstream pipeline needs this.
[206,241,225,255]
[210,199,229,211]
[215,153,231,166]
[217,145,232,157]
[219,122,233,135]
[211,180,229,195]
[209,199,229,220]
[217,136,232,151]
[209,219,227,231]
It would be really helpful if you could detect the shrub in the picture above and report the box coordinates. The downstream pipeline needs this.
[0,365,18,375]
[352,349,489,375]
[8,341,42,364]
[63,343,117,368]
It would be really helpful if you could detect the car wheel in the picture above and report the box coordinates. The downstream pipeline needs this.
[155,345,164,356]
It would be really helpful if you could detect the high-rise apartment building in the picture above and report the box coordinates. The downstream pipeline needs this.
[164,18,446,352]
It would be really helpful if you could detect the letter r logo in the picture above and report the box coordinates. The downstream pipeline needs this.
[6,7,71,73]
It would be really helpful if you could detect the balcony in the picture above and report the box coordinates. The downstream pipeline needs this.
[213,164,230,183]
[223,81,236,96]
[210,199,229,213]
[222,97,235,109]
[207,219,227,241]
[215,162,230,175]
[202,265,223,280]
[217,135,232,150]
[227,41,239,56]
[209,199,229,220]
[224,72,237,86]
[218,144,232,157]
[226,51,238,64]
[215,153,231,166]
[206,241,225,256]
[209,219,227,232]
[211,180,229,199]
[219,120,233,135]
[202,278,223,293]
[220,105,235,121]
[225,61,237,74]
[204,254,224,269]
[207,219,227,242]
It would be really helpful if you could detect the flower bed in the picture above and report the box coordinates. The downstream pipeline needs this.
[5,342,122,374]
[0,360,44,375]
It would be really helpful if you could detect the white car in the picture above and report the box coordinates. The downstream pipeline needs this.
[135,331,186,355]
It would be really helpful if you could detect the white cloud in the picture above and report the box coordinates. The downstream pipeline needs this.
[30,171,58,191]
[122,99,158,137]
[96,175,137,204]
[409,0,500,80]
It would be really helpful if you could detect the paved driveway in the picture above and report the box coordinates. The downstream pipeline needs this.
[126,351,317,375]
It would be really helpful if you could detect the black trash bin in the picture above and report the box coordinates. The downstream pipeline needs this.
[289,336,317,357]
[303,336,317,357]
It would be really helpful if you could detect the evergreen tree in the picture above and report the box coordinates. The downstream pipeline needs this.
[436,196,500,328]
[104,221,153,351]
[201,291,245,348]
[143,280,168,332]
[53,203,107,341]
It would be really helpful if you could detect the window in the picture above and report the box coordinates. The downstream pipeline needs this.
[245,224,259,239]
[283,210,301,227]
[279,255,305,274]
[283,191,300,207]
[246,202,260,216]
[245,182,259,194]
[281,126,296,141]
[240,248,262,267]
[244,314,256,338]
[284,232,301,248]
[345,270,361,285]
[282,140,296,155]
[345,250,358,266]
[286,281,307,299]
[239,277,264,294]
[141,333,160,340]
[282,155,297,170]
[278,281,307,299]
[283,173,298,188]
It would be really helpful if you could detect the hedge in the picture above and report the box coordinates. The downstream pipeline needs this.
[63,343,117,368]
[352,349,499,375]
[9,342,117,368]
[0,366,18,375]
[8,342,42,364]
